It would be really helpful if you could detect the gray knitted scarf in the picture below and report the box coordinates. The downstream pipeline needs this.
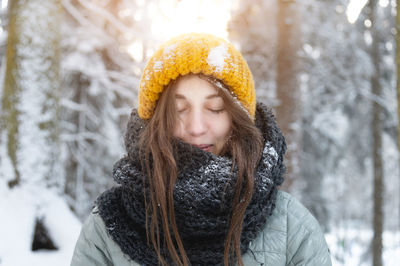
[96,102,286,265]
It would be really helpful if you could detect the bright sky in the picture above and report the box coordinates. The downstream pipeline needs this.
[150,0,236,41]
[128,0,392,61]
[346,0,390,24]
[346,0,368,23]
[127,0,237,62]
[1,0,7,10]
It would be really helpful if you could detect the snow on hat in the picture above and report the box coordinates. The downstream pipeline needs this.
[138,33,255,119]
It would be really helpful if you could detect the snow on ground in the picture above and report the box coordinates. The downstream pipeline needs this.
[0,182,81,266]
[0,178,399,266]
[326,227,400,266]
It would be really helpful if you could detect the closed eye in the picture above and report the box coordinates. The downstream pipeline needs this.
[177,108,188,113]
[209,109,225,114]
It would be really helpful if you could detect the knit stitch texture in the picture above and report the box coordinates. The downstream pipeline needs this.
[96,102,286,265]
[138,33,255,119]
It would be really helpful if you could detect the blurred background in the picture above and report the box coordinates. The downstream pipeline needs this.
[0,0,399,265]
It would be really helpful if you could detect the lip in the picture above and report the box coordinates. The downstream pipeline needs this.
[193,144,213,152]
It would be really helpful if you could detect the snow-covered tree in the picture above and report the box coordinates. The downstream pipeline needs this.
[297,0,374,232]
[0,0,81,262]
[229,0,398,245]
[0,0,63,189]
[60,0,163,219]
[61,0,135,219]
[0,0,8,65]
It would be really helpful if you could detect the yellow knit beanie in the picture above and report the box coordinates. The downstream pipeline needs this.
[138,33,255,119]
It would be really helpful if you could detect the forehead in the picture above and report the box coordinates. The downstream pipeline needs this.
[173,75,221,100]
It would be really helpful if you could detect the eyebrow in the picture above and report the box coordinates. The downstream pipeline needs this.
[175,93,221,100]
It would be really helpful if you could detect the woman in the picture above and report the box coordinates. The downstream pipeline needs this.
[71,33,332,266]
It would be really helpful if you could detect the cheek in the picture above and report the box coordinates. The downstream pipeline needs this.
[211,116,231,155]
[213,115,232,139]
[173,119,184,138]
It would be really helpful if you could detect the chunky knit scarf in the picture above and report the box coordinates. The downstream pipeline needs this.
[96,102,286,265]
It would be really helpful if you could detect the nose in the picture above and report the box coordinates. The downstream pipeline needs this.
[186,110,207,137]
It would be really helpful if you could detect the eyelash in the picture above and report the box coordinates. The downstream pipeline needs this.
[210,109,224,114]
[177,108,224,114]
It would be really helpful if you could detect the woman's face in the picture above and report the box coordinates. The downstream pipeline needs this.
[172,75,232,155]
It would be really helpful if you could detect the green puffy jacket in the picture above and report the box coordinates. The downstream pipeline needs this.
[71,191,332,266]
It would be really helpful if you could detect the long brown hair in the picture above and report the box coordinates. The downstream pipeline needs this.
[138,74,264,266]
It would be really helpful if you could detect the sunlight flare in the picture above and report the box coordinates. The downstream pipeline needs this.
[150,0,236,41]
[346,0,368,24]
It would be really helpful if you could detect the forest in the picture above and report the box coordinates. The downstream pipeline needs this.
[0,0,399,265]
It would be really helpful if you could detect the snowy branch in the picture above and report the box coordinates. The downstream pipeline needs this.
[76,0,140,36]
[62,0,113,43]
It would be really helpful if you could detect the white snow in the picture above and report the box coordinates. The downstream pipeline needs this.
[0,1,398,266]
[0,181,81,266]
[153,61,163,72]
[262,142,278,169]
[0,131,14,183]
[325,227,400,266]
[312,109,349,145]
[202,161,220,175]
[163,44,177,59]
[207,44,228,73]
[144,69,151,81]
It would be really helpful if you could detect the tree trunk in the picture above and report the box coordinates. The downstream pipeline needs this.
[0,1,9,60]
[0,0,62,188]
[369,0,384,265]
[396,0,400,236]
[276,0,301,190]
[0,0,20,187]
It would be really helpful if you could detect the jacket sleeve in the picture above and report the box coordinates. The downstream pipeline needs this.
[70,208,113,266]
[285,195,332,266]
